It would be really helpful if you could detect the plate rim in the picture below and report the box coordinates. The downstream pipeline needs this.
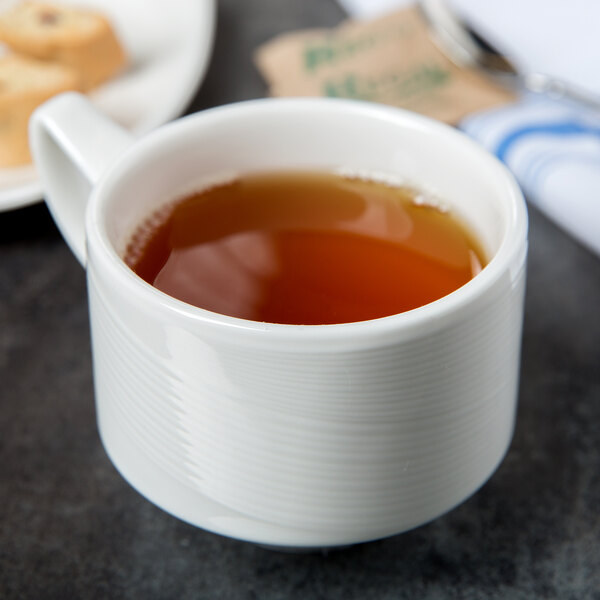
[0,0,217,212]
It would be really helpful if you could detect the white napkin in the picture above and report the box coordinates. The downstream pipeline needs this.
[337,0,600,257]
[462,95,600,257]
[337,0,414,19]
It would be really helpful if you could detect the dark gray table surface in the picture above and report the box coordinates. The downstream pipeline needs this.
[1,1,599,598]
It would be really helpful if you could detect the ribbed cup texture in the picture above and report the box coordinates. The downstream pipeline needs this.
[89,260,526,541]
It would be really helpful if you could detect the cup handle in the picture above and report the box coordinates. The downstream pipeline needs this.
[29,92,134,266]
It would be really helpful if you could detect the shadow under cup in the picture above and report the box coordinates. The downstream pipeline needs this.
[86,99,527,547]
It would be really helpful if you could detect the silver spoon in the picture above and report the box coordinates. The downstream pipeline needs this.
[419,0,600,111]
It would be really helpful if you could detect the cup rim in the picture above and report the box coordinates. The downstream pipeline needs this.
[87,97,527,348]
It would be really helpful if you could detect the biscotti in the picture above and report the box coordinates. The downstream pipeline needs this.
[0,2,127,90]
[0,53,80,167]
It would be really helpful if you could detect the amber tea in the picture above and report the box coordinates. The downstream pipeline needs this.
[125,171,486,325]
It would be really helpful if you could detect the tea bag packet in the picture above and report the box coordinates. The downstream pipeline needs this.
[333,0,600,258]
[254,6,514,125]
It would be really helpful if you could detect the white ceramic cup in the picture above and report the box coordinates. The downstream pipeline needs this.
[30,92,527,548]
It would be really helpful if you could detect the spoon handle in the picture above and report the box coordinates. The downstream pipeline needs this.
[523,73,600,112]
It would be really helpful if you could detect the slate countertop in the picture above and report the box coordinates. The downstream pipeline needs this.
[1,1,599,598]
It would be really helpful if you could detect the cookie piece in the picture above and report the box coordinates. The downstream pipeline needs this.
[0,53,81,167]
[0,2,127,90]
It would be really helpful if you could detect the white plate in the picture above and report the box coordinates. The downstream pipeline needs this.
[0,0,216,212]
